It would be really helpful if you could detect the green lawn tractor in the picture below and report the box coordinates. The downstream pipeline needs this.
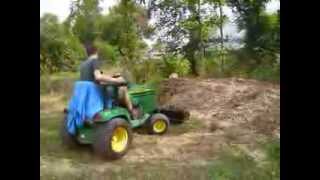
[61,82,170,160]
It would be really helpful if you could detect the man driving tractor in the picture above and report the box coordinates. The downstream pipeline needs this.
[63,42,171,160]
[80,43,139,119]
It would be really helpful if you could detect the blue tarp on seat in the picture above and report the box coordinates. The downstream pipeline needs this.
[66,81,104,135]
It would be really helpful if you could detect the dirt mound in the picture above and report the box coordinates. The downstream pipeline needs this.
[159,77,280,137]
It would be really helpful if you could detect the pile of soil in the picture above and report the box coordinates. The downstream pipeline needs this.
[159,77,280,137]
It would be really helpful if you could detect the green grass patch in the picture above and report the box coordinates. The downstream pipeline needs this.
[208,138,280,180]
[49,71,79,81]
[41,160,211,180]
[41,137,280,180]
[40,112,94,163]
[40,72,78,95]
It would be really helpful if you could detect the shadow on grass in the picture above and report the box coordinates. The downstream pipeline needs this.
[133,117,205,136]
[40,112,96,164]
[168,117,206,135]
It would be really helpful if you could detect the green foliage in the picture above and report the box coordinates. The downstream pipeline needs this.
[40,0,279,82]
[94,40,119,64]
[127,54,191,89]
[40,72,78,94]
[40,0,151,74]
[196,47,239,78]
[227,0,279,66]
[197,57,221,77]
[96,1,149,66]
[213,47,280,82]
[162,54,191,77]
[40,13,85,74]
[151,0,223,75]
[123,54,190,89]
[129,60,163,84]
[68,0,102,43]
[250,59,280,82]
[244,11,279,62]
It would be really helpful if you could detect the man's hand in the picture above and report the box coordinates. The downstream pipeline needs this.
[94,69,126,85]
[114,76,126,84]
[112,73,121,78]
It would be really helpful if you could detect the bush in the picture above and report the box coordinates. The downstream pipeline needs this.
[250,62,280,82]
[197,48,248,78]
[129,60,164,85]
[162,55,191,77]
[197,57,221,78]
[207,49,280,82]
[94,40,119,64]
[40,14,86,74]
[40,72,78,95]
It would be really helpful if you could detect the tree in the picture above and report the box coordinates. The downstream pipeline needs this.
[226,0,279,65]
[149,0,221,75]
[40,13,85,74]
[216,0,227,73]
[67,0,103,45]
[97,0,149,66]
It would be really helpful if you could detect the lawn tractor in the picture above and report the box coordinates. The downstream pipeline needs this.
[61,81,171,160]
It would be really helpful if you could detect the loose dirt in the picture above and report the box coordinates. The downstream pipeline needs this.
[159,77,279,137]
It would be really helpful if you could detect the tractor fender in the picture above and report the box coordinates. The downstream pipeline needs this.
[95,107,131,123]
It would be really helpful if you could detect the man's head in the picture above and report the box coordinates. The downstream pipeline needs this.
[85,43,98,56]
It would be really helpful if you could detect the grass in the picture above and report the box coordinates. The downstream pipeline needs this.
[207,138,280,180]
[40,115,279,180]
[40,98,211,180]
[41,102,279,179]
[40,67,131,95]
[40,72,279,180]
[41,159,212,180]
[40,116,279,180]
[40,113,205,180]
[40,111,96,164]
[40,72,77,95]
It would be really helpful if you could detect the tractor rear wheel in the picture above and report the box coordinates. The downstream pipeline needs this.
[93,118,132,160]
[147,113,170,135]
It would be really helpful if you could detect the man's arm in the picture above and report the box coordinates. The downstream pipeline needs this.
[94,70,125,84]
[91,58,125,84]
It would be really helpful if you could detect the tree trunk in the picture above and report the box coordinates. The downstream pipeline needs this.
[197,0,204,60]
[189,54,198,76]
[218,0,224,74]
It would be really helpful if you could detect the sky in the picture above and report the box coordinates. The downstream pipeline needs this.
[40,0,119,21]
[40,0,279,22]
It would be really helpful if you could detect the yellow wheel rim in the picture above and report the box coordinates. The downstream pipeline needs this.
[153,120,167,133]
[111,127,128,153]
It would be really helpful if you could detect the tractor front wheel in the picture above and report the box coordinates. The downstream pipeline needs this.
[93,118,132,160]
[147,113,170,135]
